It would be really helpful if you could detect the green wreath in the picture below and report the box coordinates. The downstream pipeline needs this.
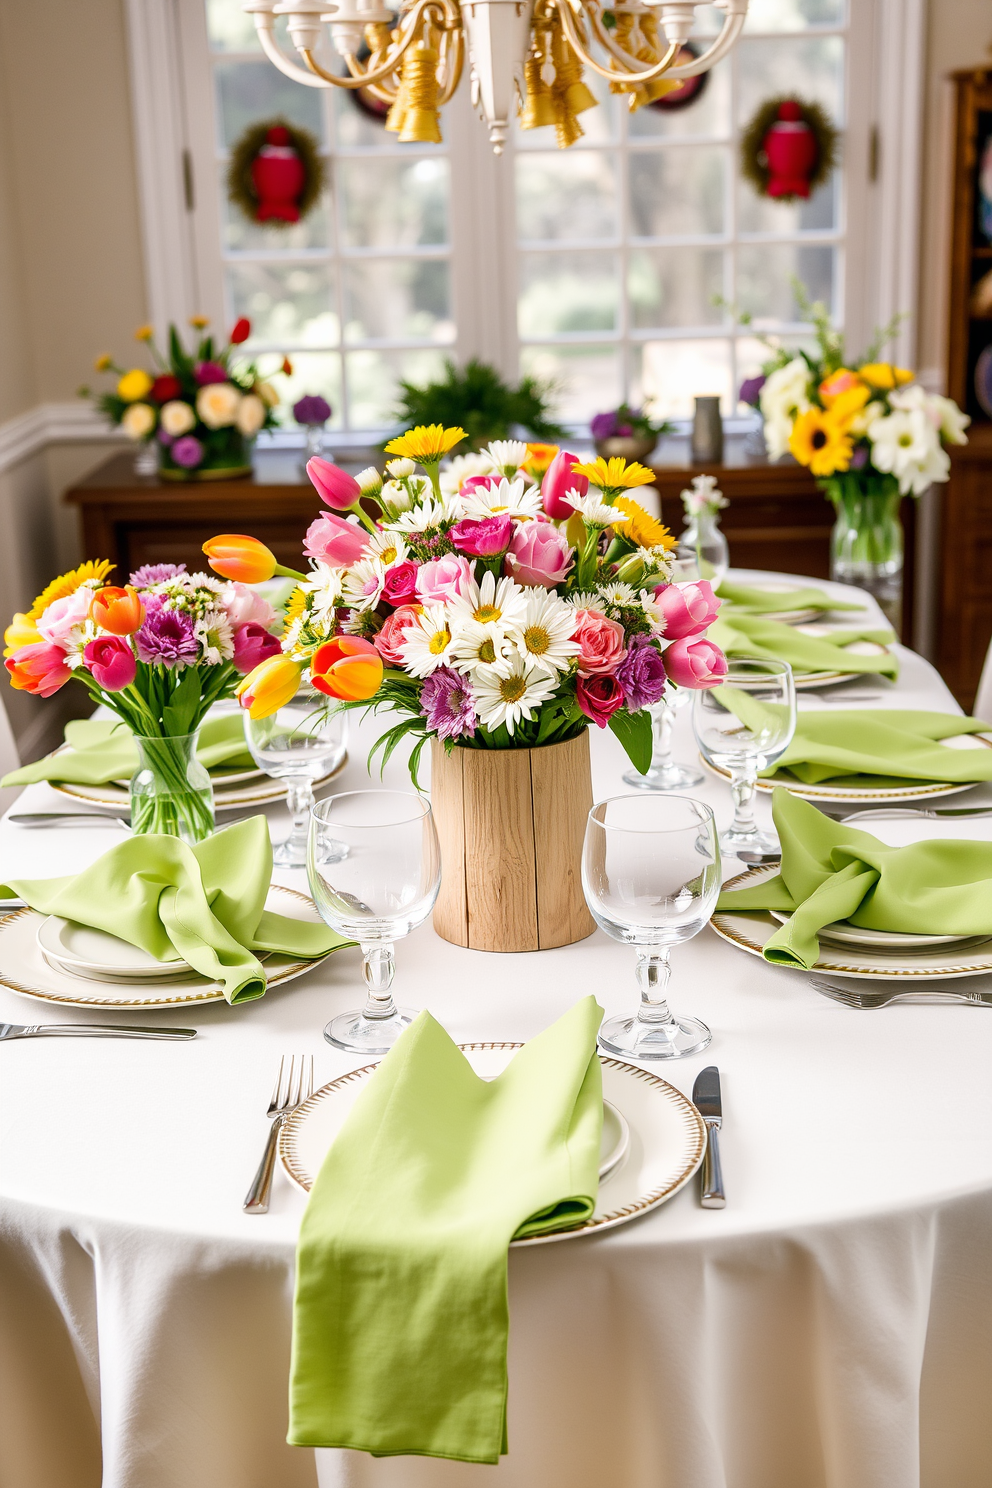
[740,95,838,202]
[226,117,326,225]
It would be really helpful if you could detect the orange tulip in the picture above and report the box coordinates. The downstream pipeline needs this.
[3,612,41,658]
[310,635,383,702]
[90,585,144,636]
[236,654,303,719]
[202,534,277,584]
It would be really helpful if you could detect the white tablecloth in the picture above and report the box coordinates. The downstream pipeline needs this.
[2,571,992,1488]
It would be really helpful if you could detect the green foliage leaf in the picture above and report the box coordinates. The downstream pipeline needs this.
[392,358,566,450]
[608,708,653,775]
[162,668,202,737]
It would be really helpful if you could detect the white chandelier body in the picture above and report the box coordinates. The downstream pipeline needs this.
[245,0,749,153]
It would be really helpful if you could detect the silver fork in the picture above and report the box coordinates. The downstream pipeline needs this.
[243,1054,314,1213]
[809,976,992,1009]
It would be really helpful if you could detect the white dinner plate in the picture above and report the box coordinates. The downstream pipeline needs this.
[711,863,992,980]
[111,764,265,788]
[767,908,976,950]
[0,884,333,1008]
[280,1044,706,1244]
[52,753,347,813]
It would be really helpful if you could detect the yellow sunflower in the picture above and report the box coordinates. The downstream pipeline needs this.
[570,456,656,498]
[858,362,914,390]
[283,586,308,630]
[521,442,559,479]
[27,559,115,621]
[610,496,676,552]
[788,408,853,476]
[384,424,466,464]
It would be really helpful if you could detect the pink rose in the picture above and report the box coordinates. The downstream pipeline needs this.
[303,512,368,568]
[505,520,574,588]
[572,608,627,677]
[652,580,721,640]
[541,449,589,519]
[36,589,92,645]
[373,604,423,666]
[576,673,624,728]
[415,553,473,604]
[232,622,282,674]
[381,560,420,607]
[223,581,276,630]
[664,636,728,688]
[450,515,513,557]
[83,635,136,691]
[307,457,360,511]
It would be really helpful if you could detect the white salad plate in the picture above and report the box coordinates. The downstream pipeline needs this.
[790,633,891,690]
[767,909,977,950]
[711,864,992,981]
[37,916,196,979]
[52,753,347,813]
[280,1044,706,1244]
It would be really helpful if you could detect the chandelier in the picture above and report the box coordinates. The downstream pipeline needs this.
[245,0,749,153]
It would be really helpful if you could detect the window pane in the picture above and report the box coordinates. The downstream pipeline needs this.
[736,243,835,326]
[276,351,344,428]
[518,252,619,337]
[343,259,453,343]
[738,168,838,234]
[346,348,449,429]
[514,68,619,149]
[736,36,844,124]
[214,60,325,149]
[628,58,731,140]
[629,146,726,239]
[205,0,261,51]
[516,152,618,243]
[220,168,331,250]
[337,157,449,248]
[632,338,732,420]
[744,0,846,30]
[628,247,725,329]
[520,344,622,425]
[226,261,339,344]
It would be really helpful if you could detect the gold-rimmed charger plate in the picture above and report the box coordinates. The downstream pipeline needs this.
[711,863,992,981]
[279,1043,706,1244]
[702,733,992,803]
[0,884,332,1008]
[52,753,348,813]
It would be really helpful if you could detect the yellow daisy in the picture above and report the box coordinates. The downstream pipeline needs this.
[134,324,154,342]
[189,315,210,330]
[27,559,115,620]
[858,362,914,391]
[521,442,559,479]
[283,586,308,629]
[788,408,853,476]
[384,424,466,465]
[569,456,656,497]
[93,353,113,372]
[610,495,676,551]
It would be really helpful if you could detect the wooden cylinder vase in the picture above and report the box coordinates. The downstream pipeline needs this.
[431,733,596,953]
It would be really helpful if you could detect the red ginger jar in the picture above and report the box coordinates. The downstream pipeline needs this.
[762,100,818,199]
[250,125,306,223]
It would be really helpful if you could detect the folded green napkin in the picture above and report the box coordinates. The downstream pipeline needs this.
[716,788,992,968]
[764,708,992,786]
[0,816,344,1001]
[716,578,863,615]
[708,612,898,679]
[289,998,604,1464]
[2,712,254,789]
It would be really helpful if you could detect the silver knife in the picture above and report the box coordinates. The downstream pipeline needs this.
[7,812,130,827]
[0,1022,197,1040]
[692,1065,725,1209]
[829,806,992,823]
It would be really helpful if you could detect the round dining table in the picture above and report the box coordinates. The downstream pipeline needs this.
[1,569,991,1488]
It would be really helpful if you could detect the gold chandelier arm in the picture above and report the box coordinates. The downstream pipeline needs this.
[586,6,679,77]
[557,2,678,85]
[437,25,465,104]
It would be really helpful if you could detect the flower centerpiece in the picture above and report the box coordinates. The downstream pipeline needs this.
[590,403,671,464]
[206,425,728,951]
[82,318,284,482]
[3,561,284,840]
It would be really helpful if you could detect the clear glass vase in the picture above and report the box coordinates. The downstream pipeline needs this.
[300,424,327,475]
[824,474,903,631]
[130,731,215,843]
[675,511,729,587]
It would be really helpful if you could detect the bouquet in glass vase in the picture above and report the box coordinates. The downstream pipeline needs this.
[4,561,285,841]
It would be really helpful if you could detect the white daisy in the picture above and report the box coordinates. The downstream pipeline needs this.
[565,491,618,527]
[482,439,529,478]
[341,557,387,612]
[63,617,100,669]
[449,568,529,631]
[472,658,559,736]
[399,604,456,677]
[448,618,515,675]
[388,493,462,533]
[385,457,416,478]
[439,451,493,497]
[461,476,542,521]
[304,563,344,614]
[597,581,640,609]
[562,590,602,610]
[355,466,383,496]
[196,608,235,664]
[506,590,580,677]
[365,530,409,567]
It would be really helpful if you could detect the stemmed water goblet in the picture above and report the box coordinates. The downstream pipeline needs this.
[308,790,441,1054]
[244,692,348,867]
[692,659,796,860]
[622,683,703,791]
[582,794,722,1060]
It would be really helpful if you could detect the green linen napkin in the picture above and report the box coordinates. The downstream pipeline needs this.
[1,712,254,789]
[708,611,898,679]
[0,815,344,1001]
[289,998,604,1464]
[716,578,863,615]
[764,708,992,786]
[716,788,992,968]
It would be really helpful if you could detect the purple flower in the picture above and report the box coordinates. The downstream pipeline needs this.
[157,428,173,446]
[590,411,619,441]
[195,361,228,386]
[615,635,667,711]
[135,607,199,667]
[171,435,204,469]
[129,563,187,588]
[851,444,869,469]
[420,667,477,741]
[293,394,332,426]
[739,374,766,407]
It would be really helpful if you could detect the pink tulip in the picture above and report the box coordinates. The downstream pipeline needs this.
[303,512,368,568]
[232,622,282,674]
[572,608,627,677]
[664,636,727,688]
[6,641,73,697]
[83,635,137,691]
[307,457,361,511]
[381,560,420,607]
[576,673,624,728]
[222,581,277,630]
[652,580,721,640]
[450,515,514,558]
[541,449,589,519]
[459,474,500,496]
[373,604,423,666]
[415,553,474,604]
[505,520,574,588]
[36,589,92,645]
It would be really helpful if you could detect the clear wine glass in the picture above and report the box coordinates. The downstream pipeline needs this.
[692,659,796,860]
[308,791,441,1055]
[244,692,348,867]
[622,683,703,791]
[583,794,721,1060]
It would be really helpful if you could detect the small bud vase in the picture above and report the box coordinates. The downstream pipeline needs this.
[822,473,903,632]
[130,731,215,843]
[676,509,729,586]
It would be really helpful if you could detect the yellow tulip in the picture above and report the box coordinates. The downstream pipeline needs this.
[236,655,302,718]
[3,612,41,658]
[117,368,153,403]
[859,362,914,391]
